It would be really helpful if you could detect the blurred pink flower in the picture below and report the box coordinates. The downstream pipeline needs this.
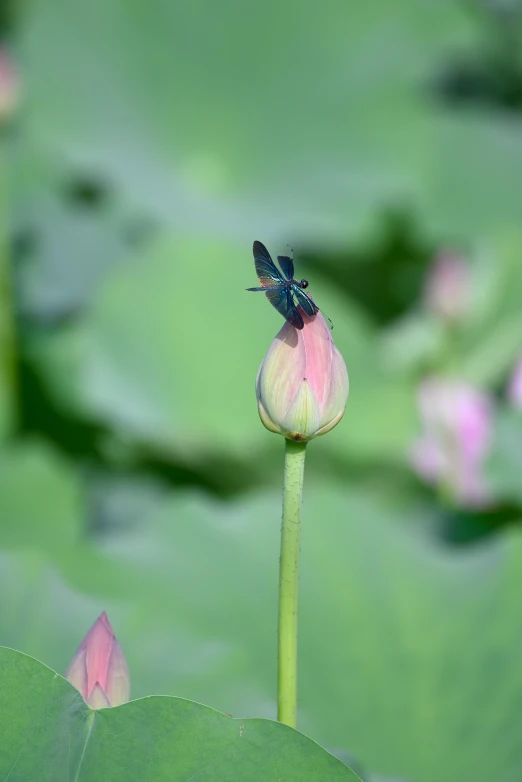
[0,48,19,122]
[256,311,349,441]
[411,377,493,507]
[424,250,471,324]
[65,612,130,708]
[508,356,522,410]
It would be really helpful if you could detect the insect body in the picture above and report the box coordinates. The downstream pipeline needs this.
[246,240,319,330]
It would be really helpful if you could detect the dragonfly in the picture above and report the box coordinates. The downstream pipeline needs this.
[247,240,326,330]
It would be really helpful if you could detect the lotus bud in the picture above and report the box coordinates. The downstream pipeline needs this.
[410,377,493,507]
[508,356,522,411]
[256,311,349,441]
[65,612,130,708]
[424,250,471,324]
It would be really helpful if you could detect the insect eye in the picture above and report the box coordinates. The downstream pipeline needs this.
[301,279,309,289]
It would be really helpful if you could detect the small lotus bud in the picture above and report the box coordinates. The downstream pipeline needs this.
[256,311,349,441]
[424,250,471,324]
[508,356,522,410]
[0,48,19,123]
[410,377,493,507]
[65,612,130,708]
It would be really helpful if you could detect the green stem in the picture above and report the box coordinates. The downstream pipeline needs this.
[0,131,17,432]
[277,437,307,728]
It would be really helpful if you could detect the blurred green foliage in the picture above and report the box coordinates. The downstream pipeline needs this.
[2,0,522,780]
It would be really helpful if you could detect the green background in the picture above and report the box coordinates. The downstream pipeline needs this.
[2,1,522,780]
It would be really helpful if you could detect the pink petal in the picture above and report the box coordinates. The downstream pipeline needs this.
[424,251,470,322]
[412,376,493,507]
[299,311,333,408]
[257,321,306,416]
[87,684,112,709]
[318,345,349,430]
[85,612,114,697]
[65,646,88,699]
[280,379,321,439]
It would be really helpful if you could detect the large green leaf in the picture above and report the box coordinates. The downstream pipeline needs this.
[15,0,521,244]
[0,440,142,597]
[15,192,131,321]
[0,647,358,781]
[0,440,81,552]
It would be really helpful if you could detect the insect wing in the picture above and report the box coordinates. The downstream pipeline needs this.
[277,255,294,281]
[265,287,304,329]
[292,286,319,317]
[246,285,286,292]
[253,240,285,287]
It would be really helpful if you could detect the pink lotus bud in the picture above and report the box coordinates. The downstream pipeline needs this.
[508,356,522,410]
[256,311,349,441]
[424,250,471,323]
[65,612,130,708]
[410,377,493,507]
[0,48,19,122]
